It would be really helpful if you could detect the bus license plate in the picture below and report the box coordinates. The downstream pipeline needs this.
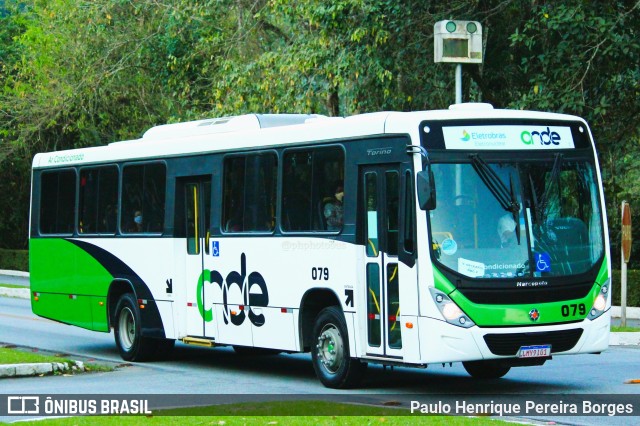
[517,344,551,358]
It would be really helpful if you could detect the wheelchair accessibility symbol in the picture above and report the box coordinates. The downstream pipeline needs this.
[212,241,220,257]
[535,252,551,272]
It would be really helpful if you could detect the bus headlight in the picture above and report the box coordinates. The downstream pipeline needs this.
[429,288,475,328]
[588,279,610,320]
[442,302,463,320]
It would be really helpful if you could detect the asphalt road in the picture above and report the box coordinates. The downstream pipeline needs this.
[1,295,639,424]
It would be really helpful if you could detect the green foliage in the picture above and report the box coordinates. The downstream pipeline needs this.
[2,407,496,425]
[0,0,640,260]
[208,0,393,115]
[4,1,169,151]
[611,270,640,307]
[0,154,30,249]
[508,1,640,268]
[0,248,28,271]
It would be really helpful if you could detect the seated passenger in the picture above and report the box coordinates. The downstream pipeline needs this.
[130,210,143,233]
[323,184,344,231]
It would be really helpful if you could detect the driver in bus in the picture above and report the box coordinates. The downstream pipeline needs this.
[497,214,517,248]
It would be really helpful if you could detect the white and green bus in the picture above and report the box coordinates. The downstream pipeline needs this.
[30,104,611,388]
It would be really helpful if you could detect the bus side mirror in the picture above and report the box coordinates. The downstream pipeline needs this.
[417,169,436,210]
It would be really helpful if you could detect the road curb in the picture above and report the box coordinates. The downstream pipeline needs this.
[608,332,640,346]
[0,361,85,379]
[0,287,29,299]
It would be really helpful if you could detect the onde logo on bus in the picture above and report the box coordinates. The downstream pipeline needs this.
[196,253,269,327]
[520,127,562,146]
[442,125,575,150]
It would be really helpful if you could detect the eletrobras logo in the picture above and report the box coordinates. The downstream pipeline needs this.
[520,127,562,146]
[458,129,507,147]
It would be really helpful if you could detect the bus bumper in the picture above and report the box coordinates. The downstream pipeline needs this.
[417,309,611,364]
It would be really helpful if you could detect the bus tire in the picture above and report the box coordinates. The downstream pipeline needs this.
[311,306,366,388]
[462,360,511,379]
[113,293,156,362]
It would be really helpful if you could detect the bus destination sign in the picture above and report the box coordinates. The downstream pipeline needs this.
[442,125,575,150]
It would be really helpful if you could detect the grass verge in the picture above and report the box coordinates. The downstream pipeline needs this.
[0,283,26,289]
[611,325,640,332]
[13,401,499,425]
[0,346,114,373]
[0,347,74,365]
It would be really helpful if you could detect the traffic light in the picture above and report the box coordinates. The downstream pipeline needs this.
[434,20,483,64]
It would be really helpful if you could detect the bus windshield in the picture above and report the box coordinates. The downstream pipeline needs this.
[428,157,604,279]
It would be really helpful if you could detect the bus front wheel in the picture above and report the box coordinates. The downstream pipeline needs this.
[311,306,366,388]
[113,293,156,361]
[462,360,511,379]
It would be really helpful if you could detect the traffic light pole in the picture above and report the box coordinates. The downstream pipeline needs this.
[621,200,632,328]
[455,64,462,104]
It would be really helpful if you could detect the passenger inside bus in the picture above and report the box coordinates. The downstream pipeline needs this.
[130,210,143,233]
[100,204,116,233]
[323,183,344,231]
[225,203,243,232]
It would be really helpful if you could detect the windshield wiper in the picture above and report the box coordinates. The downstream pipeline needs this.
[470,154,521,243]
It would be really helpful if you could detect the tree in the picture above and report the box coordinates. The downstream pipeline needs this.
[1,0,640,263]
[508,1,640,267]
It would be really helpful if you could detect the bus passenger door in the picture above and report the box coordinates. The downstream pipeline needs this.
[361,165,403,358]
[182,178,213,338]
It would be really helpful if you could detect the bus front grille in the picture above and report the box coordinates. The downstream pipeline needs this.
[483,329,584,356]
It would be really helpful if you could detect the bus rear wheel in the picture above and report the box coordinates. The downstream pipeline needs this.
[311,306,366,388]
[114,293,157,362]
[462,360,511,379]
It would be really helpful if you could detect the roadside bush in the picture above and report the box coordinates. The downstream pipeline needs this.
[0,248,28,272]
[611,270,640,307]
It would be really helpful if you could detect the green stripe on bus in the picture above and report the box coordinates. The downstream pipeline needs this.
[29,238,112,331]
[434,261,609,327]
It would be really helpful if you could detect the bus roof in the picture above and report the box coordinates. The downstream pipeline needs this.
[32,105,587,169]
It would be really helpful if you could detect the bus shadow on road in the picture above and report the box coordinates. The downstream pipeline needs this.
[168,343,318,380]
[160,343,578,393]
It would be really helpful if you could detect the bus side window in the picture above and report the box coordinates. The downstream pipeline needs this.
[385,171,399,256]
[40,169,76,235]
[222,152,277,233]
[79,166,118,235]
[185,183,199,254]
[121,163,166,234]
[282,147,344,232]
